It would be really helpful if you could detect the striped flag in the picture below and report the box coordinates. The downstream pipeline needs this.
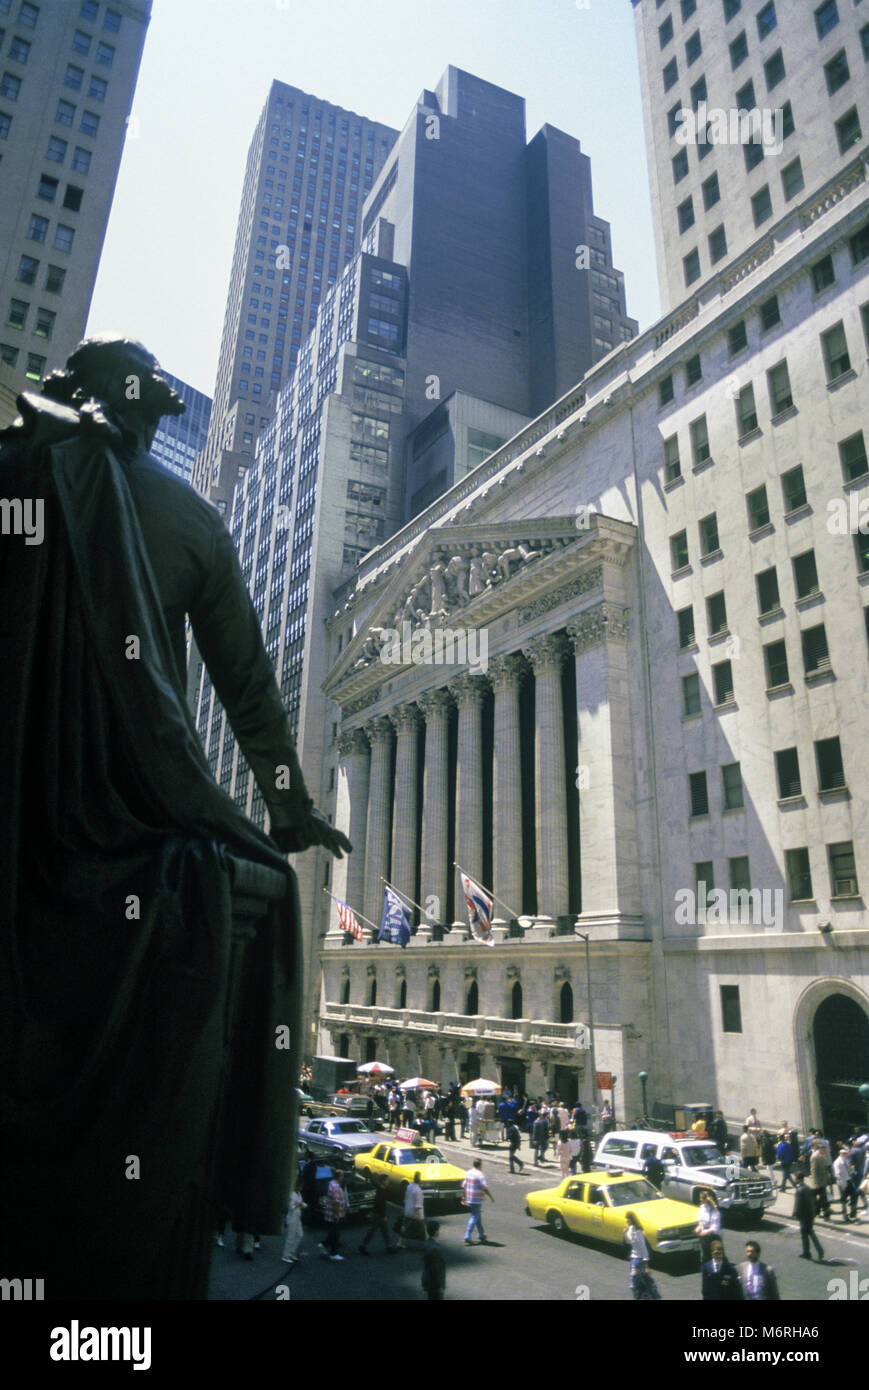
[460,870,494,946]
[335,897,364,941]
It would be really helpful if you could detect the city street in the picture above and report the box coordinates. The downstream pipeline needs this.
[209,1135,869,1303]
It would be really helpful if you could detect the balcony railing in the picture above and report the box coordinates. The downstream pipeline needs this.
[321,1002,588,1050]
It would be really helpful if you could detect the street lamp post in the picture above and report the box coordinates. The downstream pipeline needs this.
[577,933,597,1125]
[639,1070,649,1121]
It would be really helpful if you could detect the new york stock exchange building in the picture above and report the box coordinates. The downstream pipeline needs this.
[314,179,869,1131]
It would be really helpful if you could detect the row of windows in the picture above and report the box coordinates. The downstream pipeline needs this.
[71,28,114,64]
[14,254,65,293]
[80,1,122,32]
[63,64,108,102]
[0,3,38,28]
[0,343,43,377]
[694,841,859,911]
[55,98,100,137]
[688,737,848,824]
[5,297,54,336]
[24,213,75,251]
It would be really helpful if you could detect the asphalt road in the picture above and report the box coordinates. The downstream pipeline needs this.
[208,1152,869,1304]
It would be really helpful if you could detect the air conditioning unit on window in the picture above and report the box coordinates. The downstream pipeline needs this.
[834,878,858,896]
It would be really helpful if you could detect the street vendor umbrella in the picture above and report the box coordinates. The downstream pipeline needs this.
[460,1078,502,1096]
[356,1061,394,1075]
[399,1076,438,1090]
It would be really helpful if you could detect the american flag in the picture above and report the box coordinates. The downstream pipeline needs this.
[460,871,494,946]
[335,897,364,941]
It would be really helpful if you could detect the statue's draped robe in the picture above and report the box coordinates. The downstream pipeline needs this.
[0,403,303,1299]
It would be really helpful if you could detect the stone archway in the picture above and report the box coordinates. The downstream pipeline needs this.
[794,979,869,1139]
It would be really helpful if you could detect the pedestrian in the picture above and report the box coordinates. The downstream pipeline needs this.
[458,1098,469,1139]
[400,1170,426,1248]
[694,1190,722,1264]
[359,1173,397,1255]
[568,1129,582,1175]
[744,1107,761,1135]
[809,1140,831,1218]
[580,1134,594,1171]
[532,1110,550,1166]
[549,1102,563,1150]
[642,1151,666,1190]
[421,1220,446,1300]
[506,1121,525,1173]
[759,1129,776,1170]
[739,1241,780,1300]
[793,1173,825,1261]
[462,1157,494,1245]
[524,1100,538,1149]
[776,1133,796,1191]
[600,1099,613,1134]
[701,1238,742,1301]
[710,1110,728,1156]
[388,1091,399,1130]
[623,1211,658,1300]
[556,1132,572,1179]
[739,1125,760,1172]
[833,1145,854,1222]
[281,1189,304,1267]
[572,1100,588,1135]
[319,1169,347,1262]
[849,1139,869,1215]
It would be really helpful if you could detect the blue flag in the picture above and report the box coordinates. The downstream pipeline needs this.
[379,885,411,947]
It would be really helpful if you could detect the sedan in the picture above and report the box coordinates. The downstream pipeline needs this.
[525,1171,700,1257]
[298,1116,380,1163]
[354,1141,466,1210]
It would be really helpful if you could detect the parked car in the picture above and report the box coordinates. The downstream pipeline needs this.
[525,1170,700,1257]
[354,1140,466,1210]
[593,1130,774,1221]
[295,1087,316,1117]
[297,1160,374,1225]
[298,1116,380,1163]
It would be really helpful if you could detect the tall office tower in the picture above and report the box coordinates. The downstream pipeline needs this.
[0,0,151,384]
[633,0,869,311]
[149,371,211,484]
[191,83,398,513]
[193,68,638,1039]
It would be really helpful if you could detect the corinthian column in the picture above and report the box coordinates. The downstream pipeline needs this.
[333,728,370,932]
[450,673,489,915]
[489,653,526,919]
[390,704,421,913]
[363,716,394,927]
[419,688,452,926]
[526,633,570,921]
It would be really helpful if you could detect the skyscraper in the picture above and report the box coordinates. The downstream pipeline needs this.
[632,0,869,311]
[0,0,151,384]
[191,82,398,513]
[149,370,211,485]
[193,68,638,1039]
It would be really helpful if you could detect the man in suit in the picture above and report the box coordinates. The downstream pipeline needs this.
[702,1238,743,1300]
[739,1241,780,1300]
[793,1172,825,1260]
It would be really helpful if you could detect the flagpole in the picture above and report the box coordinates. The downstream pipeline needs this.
[380,876,427,920]
[322,887,381,936]
[453,861,524,923]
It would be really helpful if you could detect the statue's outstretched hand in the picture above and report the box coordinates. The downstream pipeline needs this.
[270,808,352,859]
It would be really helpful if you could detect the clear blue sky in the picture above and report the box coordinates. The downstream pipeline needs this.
[86,0,660,398]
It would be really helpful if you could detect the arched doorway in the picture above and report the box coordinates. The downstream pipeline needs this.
[466,980,479,1015]
[511,981,523,1019]
[560,981,573,1023]
[814,994,869,1140]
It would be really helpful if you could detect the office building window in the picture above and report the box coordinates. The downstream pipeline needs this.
[811,255,835,293]
[736,383,758,436]
[685,353,702,387]
[659,15,673,46]
[752,185,772,225]
[0,70,20,98]
[64,63,84,89]
[37,173,57,200]
[45,264,65,293]
[88,75,107,101]
[759,294,780,331]
[730,30,748,68]
[721,762,743,810]
[756,567,780,615]
[664,434,681,482]
[678,197,695,233]
[677,605,695,648]
[767,360,793,414]
[702,172,720,210]
[835,108,861,154]
[683,672,701,716]
[792,550,820,600]
[0,111,11,138]
[16,253,38,284]
[686,31,702,65]
[756,1,776,38]
[9,35,30,62]
[775,747,802,799]
[684,248,701,285]
[95,41,114,66]
[690,76,707,110]
[814,0,839,39]
[6,296,27,328]
[0,343,19,366]
[707,590,727,635]
[71,145,90,173]
[62,184,83,211]
[673,148,689,183]
[56,99,74,126]
[27,212,48,242]
[53,223,74,252]
[728,319,747,355]
[25,352,45,380]
[723,0,741,18]
[839,432,868,481]
[781,465,807,513]
[729,856,751,892]
[671,529,689,571]
[708,225,727,263]
[663,58,678,91]
[34,306,54,339]
[801,624,830,675]
[785,847,812,899]
[713,659,734,704]
[19,3,38,26]
[72,28,90,53]
[781,158,804,202]
[764,639,789,688]
[720,985,742,1034]
[746,485,770,531]
[828,842,858,897]
[764,49,785,90]
[817,739,845,795]
[824,48,850,94]
[690,414,710,465]
[659,373,674,406]
[690,770,709,817]
[46,135,67,162]
[104,9,121,31]
[700,513,719,555]
[744,140,764,173]
[821,322,851,381]
[80,110,99,136]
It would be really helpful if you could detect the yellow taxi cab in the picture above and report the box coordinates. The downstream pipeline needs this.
[525,1170,700,1256]
[354,1128,466,1209]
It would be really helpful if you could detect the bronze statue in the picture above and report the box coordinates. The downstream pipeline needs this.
[0,336,349,1299]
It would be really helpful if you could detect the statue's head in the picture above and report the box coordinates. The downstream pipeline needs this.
[40,334,185,440]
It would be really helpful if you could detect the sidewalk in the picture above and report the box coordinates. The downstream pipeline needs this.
[431,1129,869,1239]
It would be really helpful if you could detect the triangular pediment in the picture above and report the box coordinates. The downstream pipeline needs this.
[323,513,634,705]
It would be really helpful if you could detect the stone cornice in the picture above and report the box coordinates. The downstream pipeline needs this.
[568,601,631,654]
